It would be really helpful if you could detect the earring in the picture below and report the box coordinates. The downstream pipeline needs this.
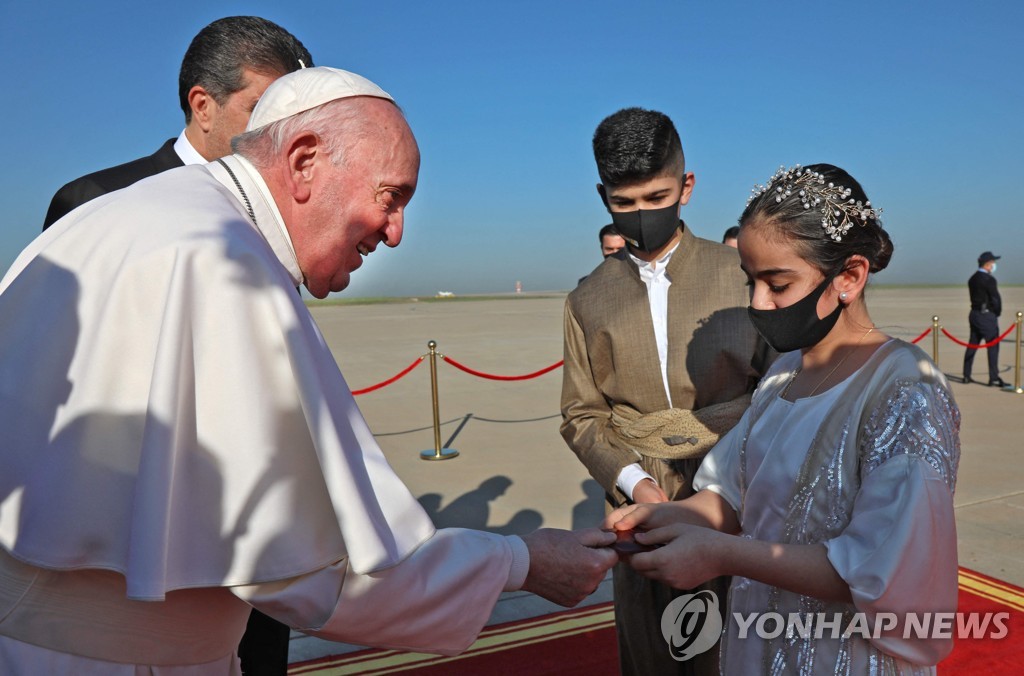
[840,292,848,301]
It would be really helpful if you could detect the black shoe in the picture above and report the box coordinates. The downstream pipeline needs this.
[963,376,974,384]
[988,377,1009,388]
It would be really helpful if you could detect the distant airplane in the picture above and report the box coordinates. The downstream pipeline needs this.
[436,291,455,298]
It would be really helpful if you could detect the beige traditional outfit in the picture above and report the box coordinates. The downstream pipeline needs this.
[0,156,528,674]
[694,340,960,674]
[561,224,767,674]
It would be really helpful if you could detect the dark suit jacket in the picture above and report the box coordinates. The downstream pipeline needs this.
[968,269,1001,317]
[43,138,183,230]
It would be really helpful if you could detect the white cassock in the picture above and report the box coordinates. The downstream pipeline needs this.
[0,156,529,674]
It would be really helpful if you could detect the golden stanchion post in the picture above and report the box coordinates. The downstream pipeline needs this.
[932,316,940,365]
[1013,312,1023,394]
[420,340,459,461]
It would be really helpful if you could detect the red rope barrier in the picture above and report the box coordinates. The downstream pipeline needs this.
[351,356,424,396]
[910,327,932,344]
[441,355,564,381]
[940,324,1017,350]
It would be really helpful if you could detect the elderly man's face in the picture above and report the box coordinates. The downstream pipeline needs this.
[300,100,420,298]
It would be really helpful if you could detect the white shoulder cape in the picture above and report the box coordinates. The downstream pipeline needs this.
[0,160,434,600]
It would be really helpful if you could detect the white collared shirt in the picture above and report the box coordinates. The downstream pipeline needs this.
[172,130,206,166]
[627,244,678,407]
[617,242,680,499]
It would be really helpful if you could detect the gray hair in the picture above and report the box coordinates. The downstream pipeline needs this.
[232,98,379,169]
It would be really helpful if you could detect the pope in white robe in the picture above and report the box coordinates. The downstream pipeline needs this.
[0,67,616,674]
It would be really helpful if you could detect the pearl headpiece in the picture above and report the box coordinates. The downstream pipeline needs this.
[748,165,882,242]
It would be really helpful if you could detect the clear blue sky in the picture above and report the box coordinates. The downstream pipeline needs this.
[2,1,1021,297]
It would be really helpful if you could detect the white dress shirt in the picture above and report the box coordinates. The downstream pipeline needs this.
[616,243,679,500]
[173,130,206,166]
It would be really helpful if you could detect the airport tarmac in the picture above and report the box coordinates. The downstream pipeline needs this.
[289,286,1024,663]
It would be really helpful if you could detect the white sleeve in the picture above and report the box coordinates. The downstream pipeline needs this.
[825,378,960,666]
[692,409,748,512]
[826,456,957,665]
[616,463,657,500]
[231,528,529,655]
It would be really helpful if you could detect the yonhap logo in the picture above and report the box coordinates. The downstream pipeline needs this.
[660,590,723,661]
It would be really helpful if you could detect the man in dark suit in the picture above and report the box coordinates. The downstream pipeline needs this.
[40,16,313,676]
[963,250,1007,387]
[43,16,313,230]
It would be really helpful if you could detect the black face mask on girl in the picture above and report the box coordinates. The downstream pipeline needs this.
[608,202,681,254]
[746,276,843,353]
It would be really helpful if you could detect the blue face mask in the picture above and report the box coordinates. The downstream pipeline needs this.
[991,263,998,273]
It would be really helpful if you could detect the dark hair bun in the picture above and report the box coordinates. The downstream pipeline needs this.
[870,226,893,273]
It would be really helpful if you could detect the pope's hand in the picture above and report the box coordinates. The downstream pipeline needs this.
[520,528,618,607]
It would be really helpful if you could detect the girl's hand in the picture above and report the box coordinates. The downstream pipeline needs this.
[627,523,729,590]
[603,499,689,533]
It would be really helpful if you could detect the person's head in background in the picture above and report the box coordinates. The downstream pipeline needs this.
[599,224,626,258]
[179,16,314,160]
[722,225,739,248]
[977,251,1000,273]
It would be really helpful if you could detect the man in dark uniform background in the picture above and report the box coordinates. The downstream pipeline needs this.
[963,250,1007,387]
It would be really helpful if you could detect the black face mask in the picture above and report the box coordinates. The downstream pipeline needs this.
[747,276,843,353]
[608,203,680,253]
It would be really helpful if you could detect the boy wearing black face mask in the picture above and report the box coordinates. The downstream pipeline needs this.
[559,107,770,676]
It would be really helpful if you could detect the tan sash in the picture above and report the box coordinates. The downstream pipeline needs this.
[609,393,752,460]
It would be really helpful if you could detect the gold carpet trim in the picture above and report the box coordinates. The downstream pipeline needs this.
[289,603,615,675]
[958,569,1024,613]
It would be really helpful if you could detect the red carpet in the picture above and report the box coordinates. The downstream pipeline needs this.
[289,568,1024,675]
[940,568,1024,673]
